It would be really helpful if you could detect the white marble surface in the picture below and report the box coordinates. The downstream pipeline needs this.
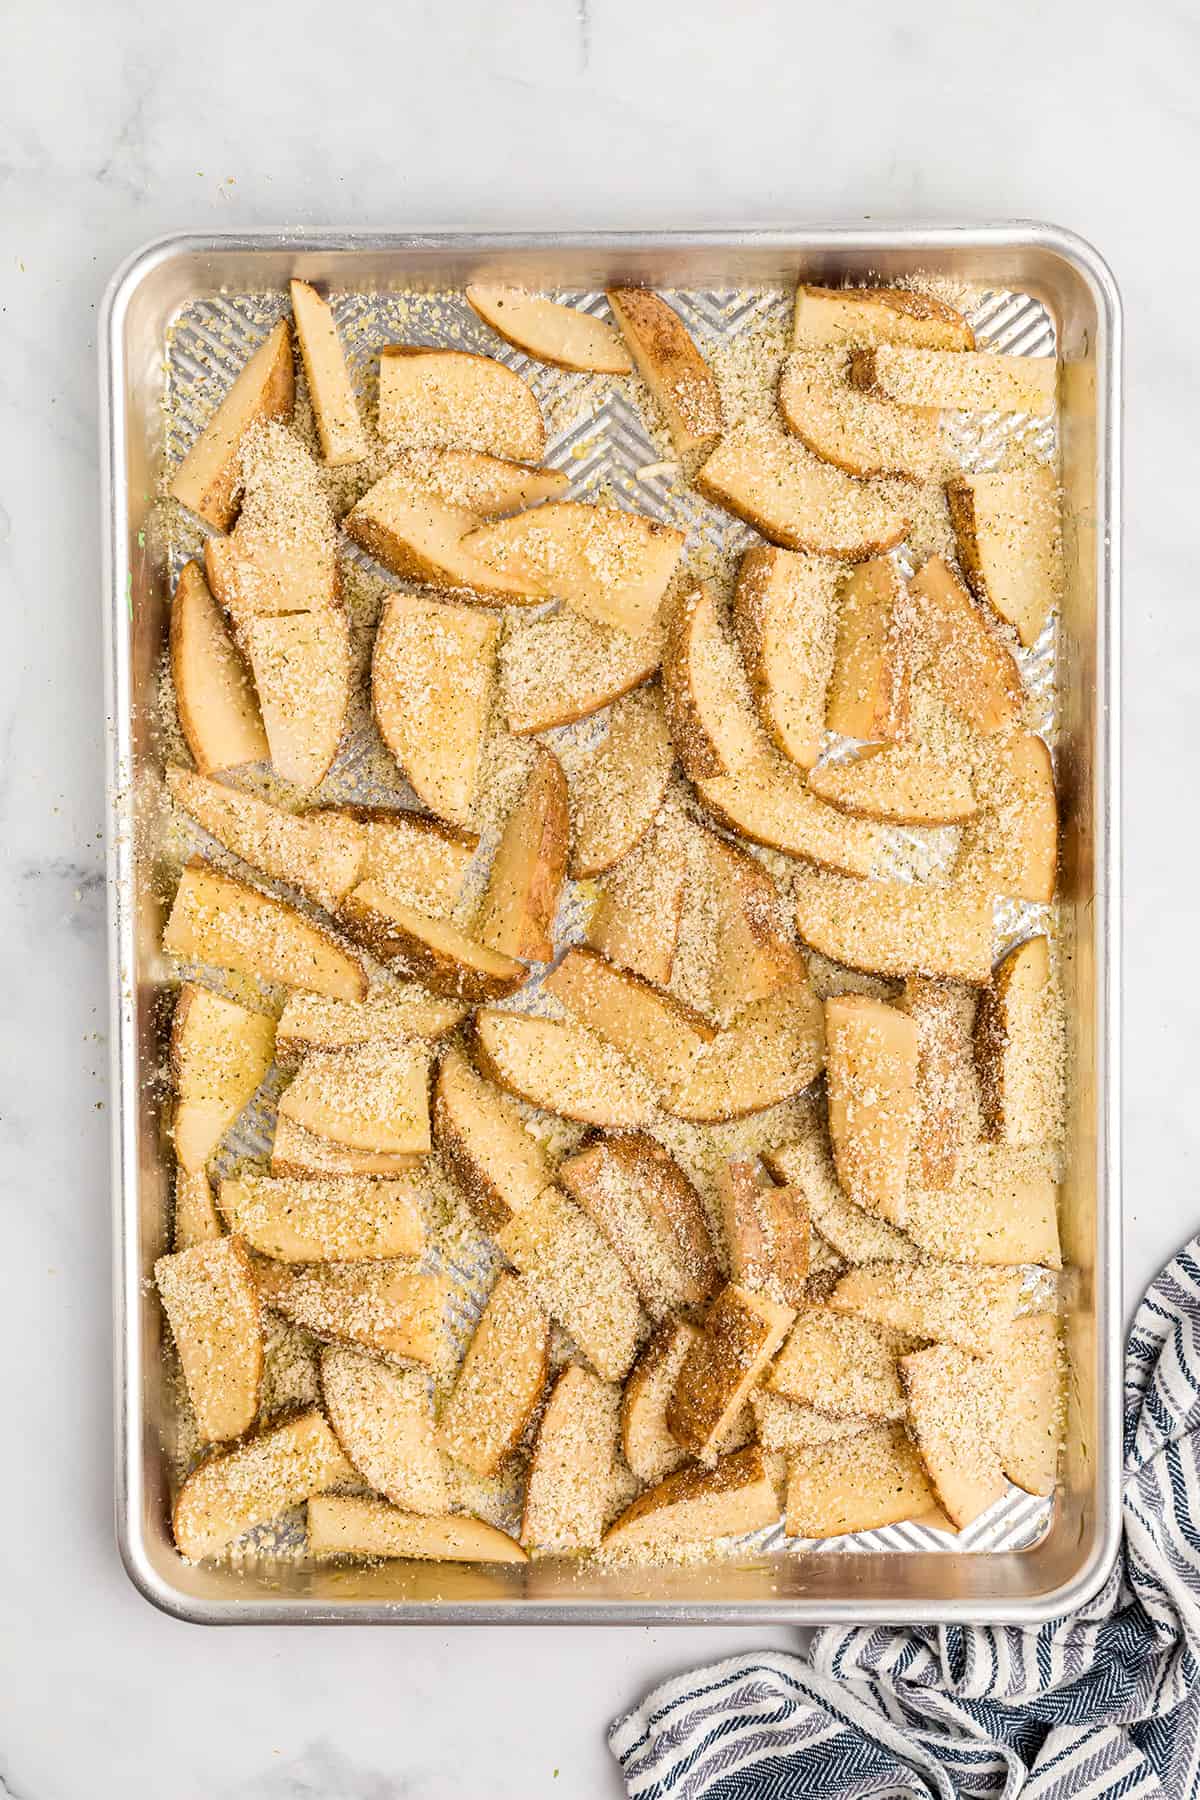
[0,0,1191,1791]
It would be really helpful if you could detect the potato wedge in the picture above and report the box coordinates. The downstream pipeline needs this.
[242,608,350,792]
[173,1162,223,1250]
[792,285,974,353]
[269,1115,424,1180]
[170,561,268,774]
[521,1364,620,1551]
[476,747,569,963]
[173,1409,353,1561]
[462,504,685,638]
[436,1272,549,1477]
[275,988,465,1063]
[378,346,545,461]
[289,278,367,466]
[218,1171,424,1262]
[785,1422,936,1538]
[473,1009,656,1128]
[501,608,662,734]
[991,1313,1062,1495]
[544,947,715,1091]
[908,556,1024,735]
[433,1045,551,1232]
[203,423,337,621]
[254,1259,448,1361]
[496,1185,646,1382]
[946,465,1062,648]
[346,451,567,601]
[666,982,825,1123]
[695,829,806,1021]
[824,995,919,1226]
[585,811,689,986]
[308,1494,526,1563]
[900,1343,1005,1529]
[779,349,942,480]
[371,592,498,832]
[824,558,911,741]
[165,767,364,914]
[277,1040,431,1157]
[620,1320,700,1485]
[752,1391,872,1453]
[606,287,723,458]
[169,981,276,1172]
[350,809,477,915]
[769,1306,911,1420]
[731,546,838,770]
[339,883,525,1002]
[902,976,979,1189]
[320,1345,447,1512]
[974,935,1062,1145]
[961,734,1057,904]
[155,1238,261,1442]
[568,686,674,879]
[666,1283,794,1458]
[466,284,632,373]
[830,1260,1023,1358]
[662,582,773,781]
[717,1160,810,1308]
[695,757,887,878]
[169,318,294,529]
[696,422,910,560]
[793,868,994,984]
[559,1132,720,1317]
[764,1130,920,1267]
[851,345,1057,416]
[808,746,976,826]
[603,1445,779,1552]
[904,1144,1061,1268]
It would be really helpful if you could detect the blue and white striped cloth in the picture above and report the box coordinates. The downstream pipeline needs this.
[610,1244,1200,1800]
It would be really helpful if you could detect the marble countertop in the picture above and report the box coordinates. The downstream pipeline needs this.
[1,0,1190,1791]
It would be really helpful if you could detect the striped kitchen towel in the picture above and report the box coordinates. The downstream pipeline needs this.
[610,1242,1200,1800]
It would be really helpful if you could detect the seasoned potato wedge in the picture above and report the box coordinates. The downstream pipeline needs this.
[320,1345,448,1513]
[165,767,364,914]
[501,608,662,735]
[254,1259,448,1362]
[585,811,689,986]
[173,1162,223,1250]
[902,976,979,1189]
[155,1238,262,1442]
[173,1409,353,1561]
[752,1391,872,1453]
[371,592,498,831]
[270,1115,424,1180]
[473,1009,656,1128]
[666,1282,794,1457]
[829,1260,1022,1359]
[289,279,368,466]
[308,1494,526,1563]
[276,1040,431,1157]
[769,1306,911,1420]
[606,287,723,458]
[851,344,1056,416]
[463,504,685,638]
[946,464,1062,648]
[433,1045,551,1232]
[731,546,838,770]
[716,1160,810,1307]
[560,1132,720,1316]
[436,1272,549,1477]
[377,346,545,461]
[169,319,294,529]
[785,1422,936,1538]
[808,746,975,826]
[695,757,887,878]
[475,747,569,963]
[696,422,910,560]
[170,561,268,775]
[793,868,994,984]
[241,608,350,793]
[521,1364,620,1551]
[974,935,1061,1144]
[275,988,466,1063]
[904,1144,1061,1268]
[695,828,806,1021]
[603,1445,779,1552]
[339,883,525,1002]
[991,1314,1062,1495]
[779,348,942,479]
[908,556,1024,735]
[662,583,773,781]
[496,1185,646,1383]
[218,1171,425,1262]
[169,981,276,1172]
[666,982,825,1123]
[350,809,478,915]
[620,1320,700,1485]
[824,995,919,1227]
[961,734,1057,904]
[764,1129,920,1267]
[203,424,336,621]
[824,558,911,741]
[792,285,974,353]
[568,686,674,878]
[545,947,715,1091]
[900,1342,1005,1529]
[466,284,632,373]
